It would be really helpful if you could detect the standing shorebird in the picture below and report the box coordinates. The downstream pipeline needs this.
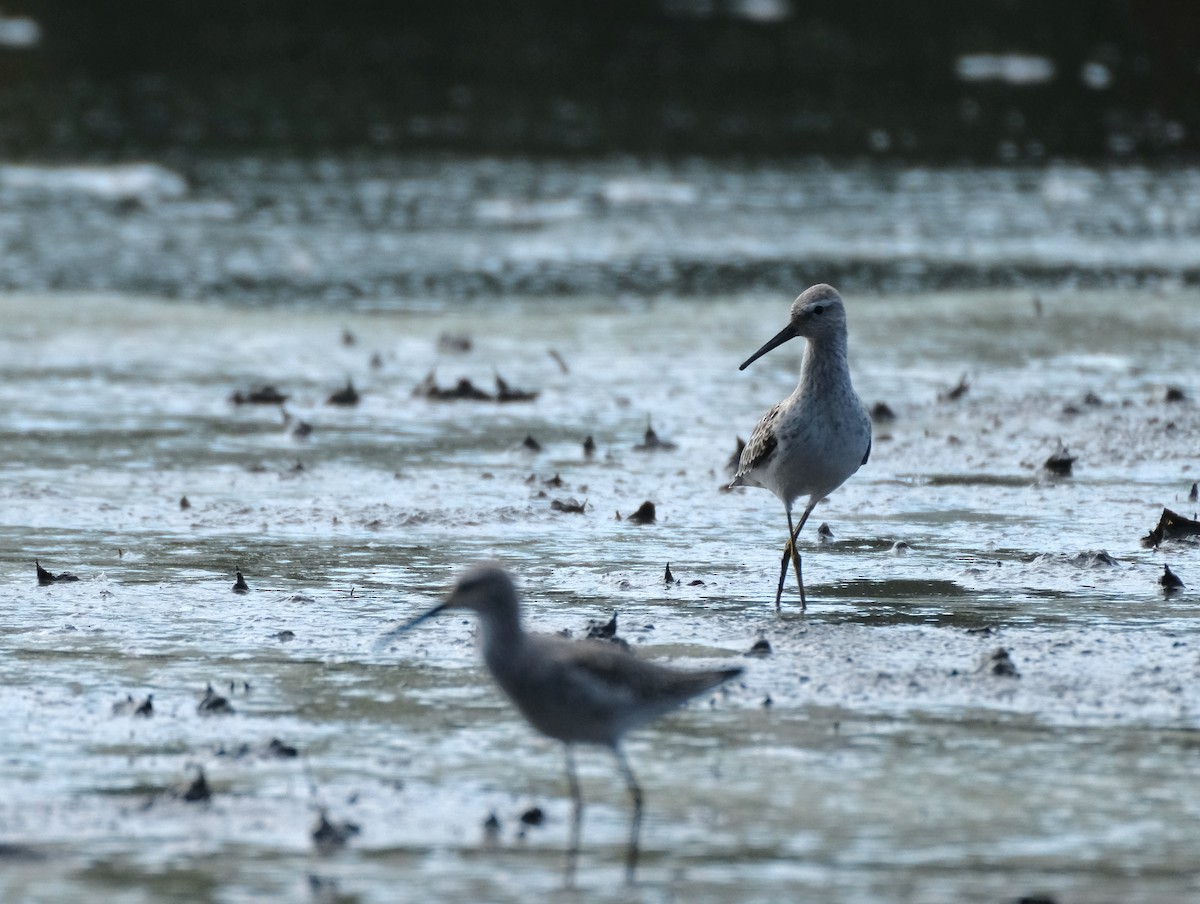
[731,284,872,610]
[379,564,741,878]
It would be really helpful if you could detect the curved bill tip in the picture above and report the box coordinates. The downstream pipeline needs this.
[373,602,447,651]
[738,323,797,371]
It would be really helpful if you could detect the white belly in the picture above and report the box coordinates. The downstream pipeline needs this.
[762,395,870,506]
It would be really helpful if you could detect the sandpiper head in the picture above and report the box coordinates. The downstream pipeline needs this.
[377,563,520,646]
[739,284,847,370]
[789,284,846,334]
[441,563,519,618]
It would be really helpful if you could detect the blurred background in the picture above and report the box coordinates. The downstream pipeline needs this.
[1,0,1199,302]
[4,1,1199,161]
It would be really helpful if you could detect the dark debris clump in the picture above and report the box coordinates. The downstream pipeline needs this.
[36,560,79,586]
[1142,508,1200,548]
[230,385,288,405]
[312,811,360,852]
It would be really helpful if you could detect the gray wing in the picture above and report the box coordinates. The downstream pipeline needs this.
[732,403,781,484]
[562,641,737,698]
[509,637,738,744]
[558,641,740,728]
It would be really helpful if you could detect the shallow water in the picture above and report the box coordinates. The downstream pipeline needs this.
[3,160,1200,904]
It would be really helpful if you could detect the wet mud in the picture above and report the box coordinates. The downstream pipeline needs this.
[1,279,1199,901]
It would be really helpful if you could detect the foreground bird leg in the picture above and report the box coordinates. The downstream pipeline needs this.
[564,745,582,884]
[387,564,741,878]
[613,746,643,883]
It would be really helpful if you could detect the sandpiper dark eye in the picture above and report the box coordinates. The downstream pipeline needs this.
[813,305,825,315]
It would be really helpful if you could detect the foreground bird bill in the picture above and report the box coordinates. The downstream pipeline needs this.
[375,601,447,649]
[376,570,491,647]
[739,322,798,371]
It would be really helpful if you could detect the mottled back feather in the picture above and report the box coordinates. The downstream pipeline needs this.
[732,403,781,484]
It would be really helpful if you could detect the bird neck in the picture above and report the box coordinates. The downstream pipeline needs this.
[478,598,526,667]
[799,332,850,389]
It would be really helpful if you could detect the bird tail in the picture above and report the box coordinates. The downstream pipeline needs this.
[695,666,742,694]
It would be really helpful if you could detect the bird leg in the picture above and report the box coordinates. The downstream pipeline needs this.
[613,745,643,884]
[775,510,806,610]
[775,500,820,610]
[563,745,582,885]
[775,529,799,610]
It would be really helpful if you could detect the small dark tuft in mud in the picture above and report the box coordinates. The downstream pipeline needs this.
[482,811,502,841]
[312,811,360,852]
[413,371,492,401]
[112,694,154,717]
[326,380,360,406]
[495,373,538,402]
[519,806,546,827]
[1044,440,1076,476]
[627,501,656,524]
[871,401,896,423]
[984,647,1020,678]
[585,612,626,648]
[198,683,235,715]
[746,638,772,657]
[939,375,969,402]
[180,769,211,803]
[437,333,472,354]
[1160,564,1185,594]
[267,738,299,758]
[633,421,677,452]
[230,385,287,405]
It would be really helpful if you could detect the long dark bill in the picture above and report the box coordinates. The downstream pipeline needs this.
[738,323,798,371]
[373,602,448,650]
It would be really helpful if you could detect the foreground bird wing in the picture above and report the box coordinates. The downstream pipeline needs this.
[732,403,781,484]
[498,634,739,745]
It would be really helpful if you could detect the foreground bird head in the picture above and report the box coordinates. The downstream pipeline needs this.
[440,564,520,619]
[739,284,847,371]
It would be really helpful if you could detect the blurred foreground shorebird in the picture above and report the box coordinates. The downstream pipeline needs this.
[378,564,741,877]
[731,284,872,610]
